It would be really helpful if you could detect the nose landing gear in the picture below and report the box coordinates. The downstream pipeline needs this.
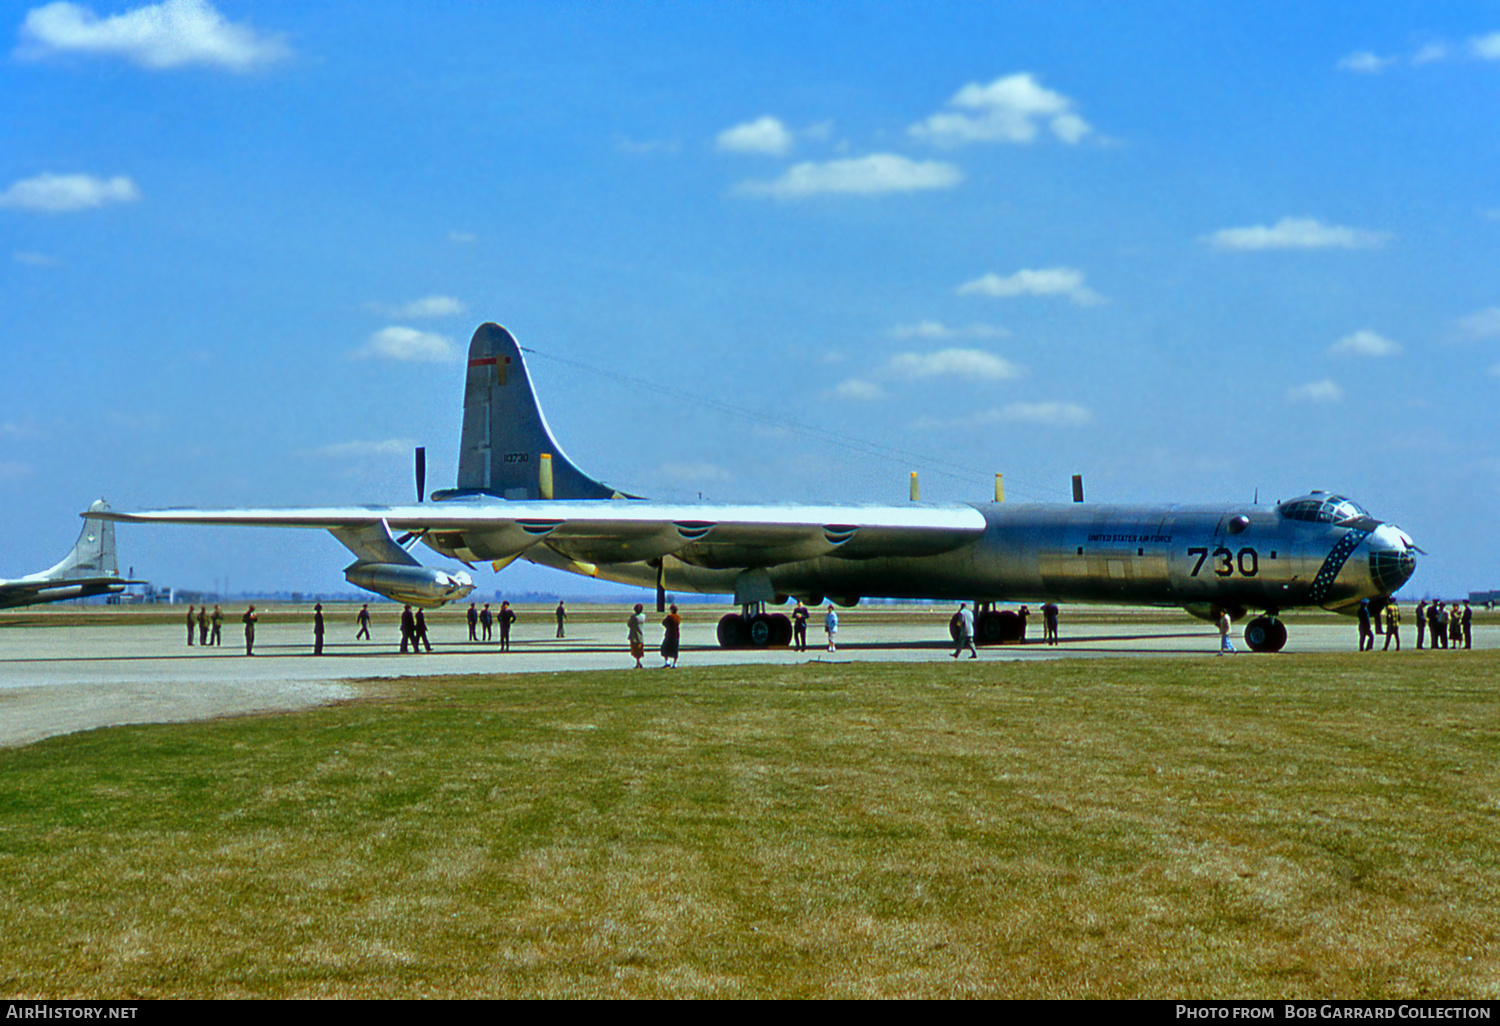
[1244,614,1287,653]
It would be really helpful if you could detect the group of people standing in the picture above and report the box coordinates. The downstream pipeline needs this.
[463,601,525,649]
[628,602,683,668]
[1410,599,1473,651]
[184,604,224,647]
[184,603,261,655]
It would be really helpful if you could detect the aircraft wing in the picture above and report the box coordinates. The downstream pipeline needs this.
[93,502,988,570]
[0,575,134,609]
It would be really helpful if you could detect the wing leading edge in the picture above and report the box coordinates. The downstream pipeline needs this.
[93,502,988,571]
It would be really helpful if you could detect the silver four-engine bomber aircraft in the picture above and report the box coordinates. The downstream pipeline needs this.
[3,499,139,609]
[94,323,1418,652]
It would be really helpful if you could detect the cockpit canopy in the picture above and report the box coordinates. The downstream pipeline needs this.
[1276,491,1370,525]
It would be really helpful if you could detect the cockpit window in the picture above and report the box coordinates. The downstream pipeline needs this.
[1276,493,1369,524]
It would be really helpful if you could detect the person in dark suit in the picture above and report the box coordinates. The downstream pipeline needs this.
[414,609,432,653]
[400,605,415,654]
[313,603,325,655]
[500,601,516,652]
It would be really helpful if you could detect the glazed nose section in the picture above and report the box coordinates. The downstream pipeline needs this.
[1367,523,1417,594]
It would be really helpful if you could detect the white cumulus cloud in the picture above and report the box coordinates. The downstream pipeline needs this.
[1412,42,1450,66]
[957,267,1104,306]
[826,379,887,401]
[1329,329,1402,357]
[1473,33,1500,60]
[890,321,1010,340]
[738,154,962,198]
[307,439,415,460]
[716,116,794,156]
[1455,307,1500,341]
[1286,379,1344,404]
[915,401,1091,430]
[887,348,1021,380]
[909,72,1091,147]
[352,326,457,363]
[16,0,290,70]
[991,401,1091,427]
[0,172,141,212]
[372,295,467,319]
[1338,51,1397,73]
[1204,217,1391,251]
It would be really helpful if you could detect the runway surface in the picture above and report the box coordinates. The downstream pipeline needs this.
[1,606,1487,748]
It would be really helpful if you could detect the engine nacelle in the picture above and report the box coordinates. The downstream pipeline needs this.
[344,563,475,608]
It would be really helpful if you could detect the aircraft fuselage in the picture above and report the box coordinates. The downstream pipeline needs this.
[437,495,1414,620]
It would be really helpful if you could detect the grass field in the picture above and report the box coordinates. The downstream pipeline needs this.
[2,653,1497,998]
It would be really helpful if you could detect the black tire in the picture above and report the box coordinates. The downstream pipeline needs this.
[768,613,793,647]
[1244,615,1287,653]
[979,610,1020,644]
[747,614,774,647]
[717,614,746,648]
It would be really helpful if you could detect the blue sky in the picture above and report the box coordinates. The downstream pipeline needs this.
[2,0,1497,601]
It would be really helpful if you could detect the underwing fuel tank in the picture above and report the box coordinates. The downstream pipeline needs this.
[344,563,475,608]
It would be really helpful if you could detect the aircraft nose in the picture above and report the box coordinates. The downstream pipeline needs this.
[1366,523,1417,594]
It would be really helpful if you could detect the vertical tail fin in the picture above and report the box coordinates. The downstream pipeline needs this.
[41,499,120,579]
[435,323,626,501]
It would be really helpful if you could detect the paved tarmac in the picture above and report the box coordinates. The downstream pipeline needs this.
[1,609,1490,748]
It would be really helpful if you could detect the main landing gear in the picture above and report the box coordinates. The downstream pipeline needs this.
[948,602,1027,645]
[1243,613,1288,653]
[717,603,792,648]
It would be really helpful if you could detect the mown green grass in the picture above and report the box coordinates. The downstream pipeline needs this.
[2,654,1498,998]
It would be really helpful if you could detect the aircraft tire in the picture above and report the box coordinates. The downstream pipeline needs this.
[769,613,793,647]
[717,614,747,648]
[747,612,792,645]
[1244,615,1287,653]
[979,610,1020,645]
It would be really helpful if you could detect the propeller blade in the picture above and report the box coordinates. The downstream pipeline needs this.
[415,446,427,503]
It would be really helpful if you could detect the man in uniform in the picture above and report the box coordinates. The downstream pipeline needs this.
[242,605,258,656]
[555,600,567,638]
[356,604,371,640]
[467,602,478,642]
[313,603,325,655]
[499,601,516,651]
[187,605,196,647]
